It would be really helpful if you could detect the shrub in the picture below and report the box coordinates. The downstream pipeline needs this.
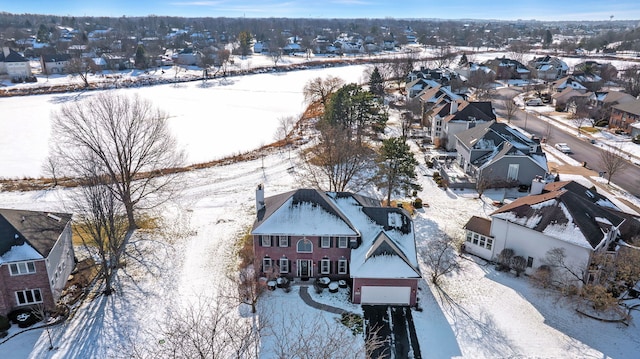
[0,315,10,331]
[8,308,38,328]
[340,313,363,336]
[531,265,552,288]
[511,256,526,276]
[413,198,423,209]
[497,248,514,271]
[432,171,441,179]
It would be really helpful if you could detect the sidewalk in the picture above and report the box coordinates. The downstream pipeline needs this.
[298,286,351,315]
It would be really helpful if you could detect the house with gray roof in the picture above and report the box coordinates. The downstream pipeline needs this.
[0,47,32,81]
[463,180,636,287]
[454,120,548,187]
[609,99,640,134]
[0,209,75,316]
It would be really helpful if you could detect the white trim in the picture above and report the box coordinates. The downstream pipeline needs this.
[279,258,289,273]
[320,236,331,248]
[15,288,42,305]
[297,259,313,277]
[320,259,331,274]
[262,257,272,272]
[296,238,313,253]
[278,235,289,247]
[337,259,348,274]
[338,236,348,248]
[9,261,36,276]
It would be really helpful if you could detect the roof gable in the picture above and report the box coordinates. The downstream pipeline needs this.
[0,209,71,260]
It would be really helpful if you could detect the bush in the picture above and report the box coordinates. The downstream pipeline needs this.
[511,256,526,276]
[340,313,363,336]
[531,265,552,288]
[633,135,640,144]
[432,171,441,180]
[0,315,10,331]
[413,198,423,209]
[497,248,514,271]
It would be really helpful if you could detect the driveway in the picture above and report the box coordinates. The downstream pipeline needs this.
[362,305,422,359]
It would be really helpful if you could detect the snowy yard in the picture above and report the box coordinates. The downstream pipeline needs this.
[1,52,640,358]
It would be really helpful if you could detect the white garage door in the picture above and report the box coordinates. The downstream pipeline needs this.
[361,286,411,305]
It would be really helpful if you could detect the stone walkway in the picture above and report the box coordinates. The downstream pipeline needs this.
[298,286,350,315]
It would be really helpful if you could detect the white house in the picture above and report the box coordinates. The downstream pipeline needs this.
[0,47,32,80]
[464,181,632,286]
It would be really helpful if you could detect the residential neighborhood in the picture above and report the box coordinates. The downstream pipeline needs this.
[1,7,640,359]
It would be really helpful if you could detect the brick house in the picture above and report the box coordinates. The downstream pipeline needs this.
[251,185,421,306]
[0,209,75,316]
[609,100,640,134]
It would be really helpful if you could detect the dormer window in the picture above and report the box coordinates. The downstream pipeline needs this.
[297,238,313,253]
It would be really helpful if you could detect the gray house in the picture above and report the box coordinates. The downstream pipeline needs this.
[455,121,548,187]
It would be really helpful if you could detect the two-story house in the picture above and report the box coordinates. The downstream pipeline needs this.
[0,209,75,316]
[609,100,640,134]
[455,120,548,187]
[251,185,421,306]
[463,180,637,287]
[429,100,496,151]
[0,47,32,81]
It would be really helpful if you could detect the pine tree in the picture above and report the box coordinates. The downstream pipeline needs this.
[375,137,421,206]
[238,31,253,58]
[368,67,385,99]
[135,44,148,69]
[459,52,469,66]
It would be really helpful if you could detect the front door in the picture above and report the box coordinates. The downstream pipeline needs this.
[297,259,312,277]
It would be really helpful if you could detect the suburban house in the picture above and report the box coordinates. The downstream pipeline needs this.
[483,57,530,80]
[40,54,72,75]
[454,121,548,187]
[429,99,496,150]
[609,100,640,134]
[551,87,590,110]
[551,76,588,93]
[0,47,32,81]
[528,55,569,81]
[463,180,637,286]
[251,185,421,306]
[0,209,75,316]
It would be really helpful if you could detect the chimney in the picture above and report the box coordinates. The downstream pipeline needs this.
[2,47,10,58]
[256,184,265,212]
[450,100,458,115]
[530,175,546,195]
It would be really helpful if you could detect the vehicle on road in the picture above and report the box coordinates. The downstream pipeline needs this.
[555,143,572,153]
[525,98,543,106]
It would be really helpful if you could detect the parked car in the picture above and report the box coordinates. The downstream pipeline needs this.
[525,98,543,106]
[555,143,572,153]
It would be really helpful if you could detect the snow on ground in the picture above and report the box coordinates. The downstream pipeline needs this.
[1,53,640,358]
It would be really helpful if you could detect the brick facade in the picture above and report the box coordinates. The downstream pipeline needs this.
[0,260,54,315]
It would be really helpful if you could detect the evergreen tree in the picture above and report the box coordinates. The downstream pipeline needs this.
[135,44,148,69]
[459,52,469,66]
[323,83,387,142]
[375,137,421,206]
[368,66,385,99]
[544,29,553,48]
[238,31,253,58]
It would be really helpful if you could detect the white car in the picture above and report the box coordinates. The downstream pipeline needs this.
[555,143,572,153]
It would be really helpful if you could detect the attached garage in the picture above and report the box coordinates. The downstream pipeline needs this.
[360,286,411,305]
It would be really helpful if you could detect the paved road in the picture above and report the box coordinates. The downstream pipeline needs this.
[494,87,640,198]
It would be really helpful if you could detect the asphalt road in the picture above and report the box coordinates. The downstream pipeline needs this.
[494,87,640,198]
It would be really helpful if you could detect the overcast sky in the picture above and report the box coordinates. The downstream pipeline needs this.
[4,0,640,21]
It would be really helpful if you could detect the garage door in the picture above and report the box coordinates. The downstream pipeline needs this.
[361,286,411,305]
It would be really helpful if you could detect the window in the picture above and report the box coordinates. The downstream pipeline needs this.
[297,238,313,253]
[466,232,472,242]
[527,256,534,268]
[261,235,271,247]
[338,237,348,248]
[9,261,36,276]
[478,236,486,247]
[486,238,493,250]
[320,259,331,274]
[279,258,289,274]
[15,289,42,305]
[278,236,289,247]
[507,164,520,181]
[472,233,479,245]
[337,259,348,274]
[320,236,331,248]
[262,257,272,272]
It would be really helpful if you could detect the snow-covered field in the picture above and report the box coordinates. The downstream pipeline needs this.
[1,51,640,358]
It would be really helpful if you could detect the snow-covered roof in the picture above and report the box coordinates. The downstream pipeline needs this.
[251,189,420,279]
[491,187,625,249]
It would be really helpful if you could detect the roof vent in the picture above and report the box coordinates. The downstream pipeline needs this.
[47,213,62,222]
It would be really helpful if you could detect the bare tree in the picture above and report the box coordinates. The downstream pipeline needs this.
[266,310,385,359]
[270,49,283,66]
[468,70,496,101]
[273,115,297,143]
[72,172,130,296]
[502,98,518,123]
[302,75,345,108]
[599,146,628,185]
[422,234,461,285]
[42,155,61,187]
[66,57,100,88]
[570,115,589,136]
[497,248,514,271]
[544,247,587,288]
[51,93,185,230]
[299,125,376,192]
